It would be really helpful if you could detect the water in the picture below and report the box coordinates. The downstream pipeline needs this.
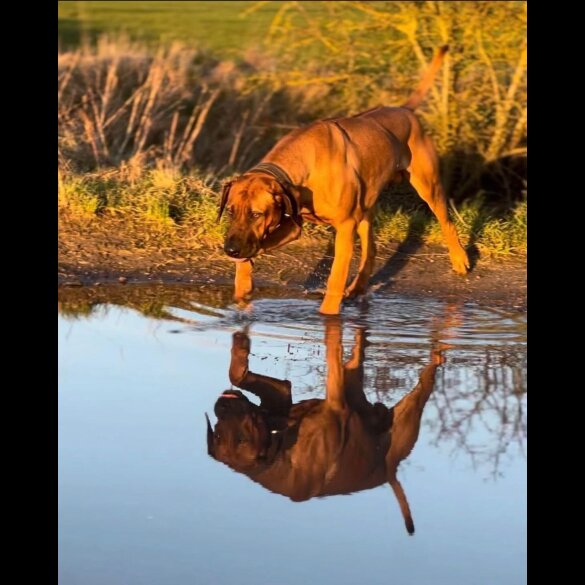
[58,289,526,585]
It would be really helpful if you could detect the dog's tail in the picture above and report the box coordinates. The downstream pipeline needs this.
[388,474,415,535]
[401,45,449,111]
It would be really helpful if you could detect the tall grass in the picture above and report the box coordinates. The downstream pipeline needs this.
[59,2,526,195]
[58,36,321,176]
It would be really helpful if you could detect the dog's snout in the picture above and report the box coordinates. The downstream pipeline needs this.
[214,393,251,418]
[214,398,239,417]
[224,239,241,258]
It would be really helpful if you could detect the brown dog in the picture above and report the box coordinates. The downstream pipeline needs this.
[218,46,470,314]
[206,322,445,535]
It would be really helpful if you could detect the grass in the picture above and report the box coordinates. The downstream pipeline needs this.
[58,5,526,264]
[58,1,320,55]
[375,195,527,256]
[58,168,526,257]
[58,13,526,192]
[59,167,226,243]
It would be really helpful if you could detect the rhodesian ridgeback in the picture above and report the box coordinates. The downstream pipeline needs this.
[206,323,445,535]
[218,45,470,314]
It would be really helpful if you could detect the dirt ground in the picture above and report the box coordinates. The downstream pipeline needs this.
[58,220,526,311]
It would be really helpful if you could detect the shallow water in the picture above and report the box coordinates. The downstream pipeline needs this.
[58,290,526,585]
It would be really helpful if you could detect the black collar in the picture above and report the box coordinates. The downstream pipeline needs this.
[262,422,299,465]
[249,162,294,189]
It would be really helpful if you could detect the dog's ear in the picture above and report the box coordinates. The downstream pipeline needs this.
[217,180,234,222]
[260,216,302,252]
[205,413,215,458]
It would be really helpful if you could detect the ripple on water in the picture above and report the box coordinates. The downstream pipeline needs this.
[167,294,526,351]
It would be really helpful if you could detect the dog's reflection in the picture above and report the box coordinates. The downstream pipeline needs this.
[206,320,445,535]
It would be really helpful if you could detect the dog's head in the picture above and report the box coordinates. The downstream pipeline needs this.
[206,390,271,472]
[218,174,295,260]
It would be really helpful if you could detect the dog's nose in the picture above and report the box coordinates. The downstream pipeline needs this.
[224,242,241,258]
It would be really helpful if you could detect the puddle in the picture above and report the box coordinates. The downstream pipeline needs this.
[58,288,526,585]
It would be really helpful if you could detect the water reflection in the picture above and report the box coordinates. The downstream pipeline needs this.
[206,318,452,535]
[59,293,526,583]
[58,285,526,483]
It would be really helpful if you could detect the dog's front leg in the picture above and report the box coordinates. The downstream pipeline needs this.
[320,220,356,315]
[234,259,254,303]
[229,331,292,413]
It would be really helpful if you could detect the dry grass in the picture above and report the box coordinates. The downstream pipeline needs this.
[58,36,321,175]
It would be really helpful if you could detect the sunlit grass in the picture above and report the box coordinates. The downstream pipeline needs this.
[59,169,526,257]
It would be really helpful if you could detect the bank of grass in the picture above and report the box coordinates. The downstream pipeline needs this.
[58,168,526,258]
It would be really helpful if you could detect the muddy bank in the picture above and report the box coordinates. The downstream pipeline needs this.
[59,233,526,311]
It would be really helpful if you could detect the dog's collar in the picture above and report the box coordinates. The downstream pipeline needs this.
[263,428,284,463]
[261,420,297,465]
[247,162,302,228]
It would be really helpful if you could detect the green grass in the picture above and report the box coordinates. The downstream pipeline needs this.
[59,168,227,243]
[374,193,527,256]
[58,169,527,257]
[58,1,314,55]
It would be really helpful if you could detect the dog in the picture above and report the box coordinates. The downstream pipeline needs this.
[206,322,445,535]
[218,45,470,315]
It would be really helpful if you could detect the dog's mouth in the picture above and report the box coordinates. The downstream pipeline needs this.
[223,240,261,262]
[227,257,253,263]
[221,390,244,399]
[214,390,256,419]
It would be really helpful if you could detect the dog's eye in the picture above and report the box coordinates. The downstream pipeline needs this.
[226,208,234,217]
[237,435,245,445]
[250,211,263,219]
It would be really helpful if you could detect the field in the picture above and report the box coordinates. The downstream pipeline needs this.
[58,1,526,290]
[58,1,291,54]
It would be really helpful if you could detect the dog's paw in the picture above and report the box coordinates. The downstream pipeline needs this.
[450,248,470,275]
[344,284,367,300]
[234,297,253,312]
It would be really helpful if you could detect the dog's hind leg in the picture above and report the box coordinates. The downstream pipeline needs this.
[345,213,377,299]
[408,134,470,274]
